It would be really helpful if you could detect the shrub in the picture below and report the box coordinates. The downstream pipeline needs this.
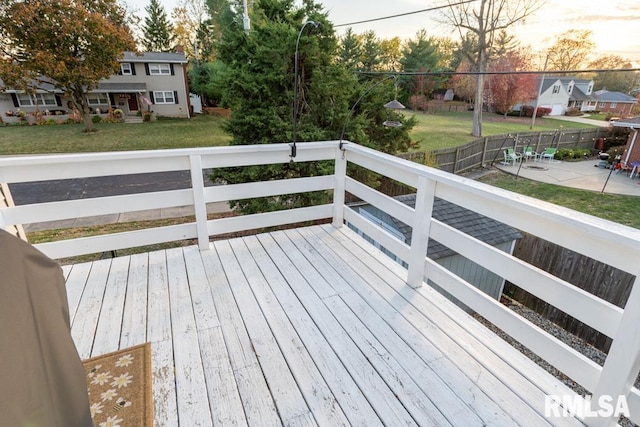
[409,95,428,111]
[44,119,57,126]
[565,107,582,116]
[520,106,552,117]
[92,115,102,123]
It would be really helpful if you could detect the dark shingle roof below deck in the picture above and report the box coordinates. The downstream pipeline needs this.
[375,194,522,260]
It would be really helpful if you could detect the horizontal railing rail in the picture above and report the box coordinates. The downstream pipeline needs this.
[2,140,640,426]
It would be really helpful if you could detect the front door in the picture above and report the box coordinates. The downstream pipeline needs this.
[127,95,139,112]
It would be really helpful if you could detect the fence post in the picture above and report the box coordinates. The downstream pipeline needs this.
[481,137,488,165]
[590,274,640,427]
[332,146,347,228]
[189,154,210,250]
[407,175,436,288]
[453,147,460,174]
[576,129,583,148]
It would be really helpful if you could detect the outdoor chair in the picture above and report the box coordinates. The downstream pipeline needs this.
[539,147,557,163]
[502,148,522,166]
[522,146,537,162]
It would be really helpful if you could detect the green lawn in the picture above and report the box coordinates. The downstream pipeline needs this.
[407,110,596,152]
[1,108,599,155]
[0,114,231,154]
[478,171,640,229]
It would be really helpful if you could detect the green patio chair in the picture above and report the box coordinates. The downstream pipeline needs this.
[522,146,537,162]
[502,148,522,166]
[540,147,557,163]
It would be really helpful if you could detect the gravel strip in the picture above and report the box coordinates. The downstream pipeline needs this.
[474,296,639,426]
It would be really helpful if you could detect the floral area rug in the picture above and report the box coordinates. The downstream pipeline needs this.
[83,343,153,427]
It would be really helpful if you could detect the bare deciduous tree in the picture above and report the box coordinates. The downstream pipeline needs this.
[441,0,544,136]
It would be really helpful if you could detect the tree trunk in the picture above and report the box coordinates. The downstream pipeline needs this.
[472,73,484,137]
[81,101,95,132]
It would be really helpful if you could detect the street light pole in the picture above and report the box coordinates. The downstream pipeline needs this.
[291,20,318,159]
[530,55,549,130]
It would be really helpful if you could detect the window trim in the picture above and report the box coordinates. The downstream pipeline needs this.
[120,63,132,75]
[87,93,110,106]
[16,93,57,107]
[152,90,176,104]
[552,84,561,94]
[149,63,171,75]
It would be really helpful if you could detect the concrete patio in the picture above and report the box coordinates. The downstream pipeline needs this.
[495,158,640,196]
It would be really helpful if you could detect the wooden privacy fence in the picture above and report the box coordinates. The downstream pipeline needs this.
[409,128,621,174]
[505,233,636,352]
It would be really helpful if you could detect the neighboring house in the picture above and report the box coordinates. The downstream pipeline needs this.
[594,90,637,117]
[348,194,523,312]
[0,49,190,118]
[612,116,640,167]
[524,77,596,116]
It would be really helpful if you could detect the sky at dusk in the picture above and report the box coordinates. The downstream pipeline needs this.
[125,0,640,63]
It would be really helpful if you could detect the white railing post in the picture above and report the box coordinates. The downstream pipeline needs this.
[332,146,347,228]
[189,155,209,250]
[589,273,640,427]
[406,175,435,288]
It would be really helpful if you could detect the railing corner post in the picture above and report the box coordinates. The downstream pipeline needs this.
[332,145,347,228]
[589,273,640,427]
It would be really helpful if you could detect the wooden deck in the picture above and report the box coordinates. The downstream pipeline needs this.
[65,224,584,426]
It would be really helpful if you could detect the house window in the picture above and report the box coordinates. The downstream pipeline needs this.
[36,93,57,106]
[121,63,132,75]
[587,84,593,94]
[567,84,573,94]
[552,84,561,94]
[599,102,606,108]
[16,93,57,107]
[149,63,171,75]
[153,91,176,104]
[610,102,617,108]
[87,93,110,105]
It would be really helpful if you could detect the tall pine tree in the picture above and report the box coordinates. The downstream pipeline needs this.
[142,0,176,52]
[213,0,415,214]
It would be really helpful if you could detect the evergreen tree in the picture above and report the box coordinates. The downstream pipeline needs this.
[338,28,362,70]
[213,0,415,214]
[360,30,382,71]
[490,29,518,58]
[399,30,442,105]
[142,0,176,51]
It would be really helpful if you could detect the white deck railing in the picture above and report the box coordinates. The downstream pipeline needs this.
[2,141,640,426]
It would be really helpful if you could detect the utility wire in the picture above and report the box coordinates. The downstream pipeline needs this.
[334,0,476,28]
[356,68,640,76]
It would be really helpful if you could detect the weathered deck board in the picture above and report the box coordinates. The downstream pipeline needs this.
[65,225,585,426]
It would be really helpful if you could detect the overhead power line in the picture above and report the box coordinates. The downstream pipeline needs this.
[356,68,640,76]
[334,0,476,28]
